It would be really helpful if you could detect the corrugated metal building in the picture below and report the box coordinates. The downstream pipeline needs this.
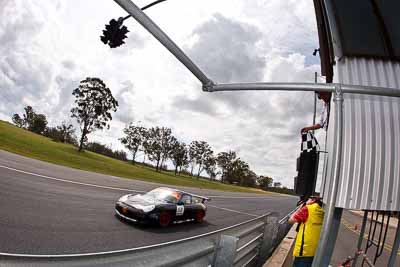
[321,58,400,211]
[315,0,400,211]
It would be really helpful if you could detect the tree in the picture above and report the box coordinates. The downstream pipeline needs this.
[242,170,257,187]
[23,106,35,128]
[188,141,197,176]
[56,122,76,144]
[191,141,213,179]
[70,77,118,151]
[204,156,218,180]
[85,141,127,161]
[145,127,173,171]
[169,140,188,175]
[12,114,24,128]
[44,127,62,142]
[228,158,250,185]
[120,123,146,164]
[257,176,273,190]
[216,151,237,183]
[29,113,48,134]
[141,128,151,164]
[12,106,47,134]
[44,123,78,146]
[179,149,190,174]
[159,128,175,170]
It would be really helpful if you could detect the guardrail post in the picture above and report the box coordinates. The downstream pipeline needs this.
[212,235,238,267]
[256,216,279,267]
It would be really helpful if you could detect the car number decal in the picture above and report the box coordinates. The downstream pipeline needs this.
[176,205,184,216]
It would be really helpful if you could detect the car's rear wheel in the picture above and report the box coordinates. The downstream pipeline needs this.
[195,211,205,223]
[159,212,172,227]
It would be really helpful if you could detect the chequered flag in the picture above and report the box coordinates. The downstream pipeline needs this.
[301,131,319,152]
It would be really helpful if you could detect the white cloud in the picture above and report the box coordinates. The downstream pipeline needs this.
[0,0,324,188]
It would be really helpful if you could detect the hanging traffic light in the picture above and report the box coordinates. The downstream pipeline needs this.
[111,25,129,48]
[100,18,129,48]
[100,0,168,48]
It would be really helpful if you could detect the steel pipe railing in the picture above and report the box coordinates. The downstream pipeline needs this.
[207,82,400,98]
[113,0,214,87]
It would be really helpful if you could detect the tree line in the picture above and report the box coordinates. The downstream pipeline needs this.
[12,105,128,161]
[11,77,286,190]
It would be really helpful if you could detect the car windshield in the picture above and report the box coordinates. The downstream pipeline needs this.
[145,188,181,203]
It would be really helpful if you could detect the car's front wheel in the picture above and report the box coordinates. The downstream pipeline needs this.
[159,212,172,227]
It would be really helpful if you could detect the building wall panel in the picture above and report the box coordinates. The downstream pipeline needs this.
[322,57,400,211]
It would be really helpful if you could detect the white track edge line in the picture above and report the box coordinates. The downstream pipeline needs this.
[207,204,258,217]
[0,164,144,193]
[0,164,278,199]
[0,164,264,218]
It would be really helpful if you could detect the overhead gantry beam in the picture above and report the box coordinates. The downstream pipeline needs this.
[114,0,400,98]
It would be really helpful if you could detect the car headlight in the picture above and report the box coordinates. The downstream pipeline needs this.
[141,205,155,213]
[131,204,155,212]
[118,194,129,202]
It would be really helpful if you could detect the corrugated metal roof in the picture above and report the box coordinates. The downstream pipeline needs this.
[321,57,400,211]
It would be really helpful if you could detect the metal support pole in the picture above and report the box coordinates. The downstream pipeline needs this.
[312,85,344,267]
[388,215,400,267]
[208,82,400,97]
[313,72,317,135]
[113,0,214,88]
[209,82,334,93]
[352,211,369,267]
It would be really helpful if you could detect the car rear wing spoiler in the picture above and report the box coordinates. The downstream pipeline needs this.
[189,193,211,203]
[201,197,211,203]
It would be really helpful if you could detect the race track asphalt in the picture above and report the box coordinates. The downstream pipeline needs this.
[0,150,297,254]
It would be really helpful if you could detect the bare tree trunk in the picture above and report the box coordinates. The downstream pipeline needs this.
[197,164,202,180]
[160,156,166,171]
[131,150,137,165]
[156,155,160,172]
[160,159,164,170]
[78,127,87,152]
[78,136,84,151]
[190,164,194,176]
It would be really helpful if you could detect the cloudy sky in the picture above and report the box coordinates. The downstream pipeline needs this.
[0,0,328,188]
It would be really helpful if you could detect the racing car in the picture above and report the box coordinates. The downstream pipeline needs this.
[115,187,210,227]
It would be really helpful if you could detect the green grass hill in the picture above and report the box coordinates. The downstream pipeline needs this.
[0,120,266,193]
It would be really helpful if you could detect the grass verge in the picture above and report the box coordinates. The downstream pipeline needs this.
[0,120,268,194]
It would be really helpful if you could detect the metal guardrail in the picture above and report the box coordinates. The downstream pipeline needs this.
[0,209,296,267]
